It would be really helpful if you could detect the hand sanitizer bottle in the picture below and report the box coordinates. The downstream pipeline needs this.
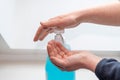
[45,29,75,80]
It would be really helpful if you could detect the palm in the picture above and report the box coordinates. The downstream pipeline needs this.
[47,40,84,71]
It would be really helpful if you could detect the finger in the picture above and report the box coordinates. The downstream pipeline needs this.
[49,29,54,33]
[55,46,64,57]
[38,28,49,40]
[50,57,67,69]
[48,40,58,57]
[60,51,65,58]
[33,25,44,41]
[48,40,63,58]
[56,55,62,59]
[54,64,66,71]
[48,40,57,52]
[47,44,54,57]
[52,41,63,56]
[55,41,69,54]
[51,57,77,71]
[65,64,80,71]
[40,19,63,29]
[47,45,62,59]
[55,46,61,53]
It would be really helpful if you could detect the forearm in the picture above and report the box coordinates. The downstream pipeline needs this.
[76,2,120,26]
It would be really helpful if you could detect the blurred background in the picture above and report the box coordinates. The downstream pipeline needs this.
[0,0,120,80]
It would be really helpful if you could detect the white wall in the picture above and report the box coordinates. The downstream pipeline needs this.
[0,0,15,47]
[0,62,46,80]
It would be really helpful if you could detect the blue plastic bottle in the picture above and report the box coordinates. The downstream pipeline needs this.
[45,29,75,80]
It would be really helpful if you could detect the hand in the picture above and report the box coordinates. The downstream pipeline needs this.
[33,12,81,41]
[47,40,102,72]
[34,2,120,41]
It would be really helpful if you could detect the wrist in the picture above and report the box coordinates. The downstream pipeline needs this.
[74,10,88,23]
[75,9,95,24]
[79,51,102,72]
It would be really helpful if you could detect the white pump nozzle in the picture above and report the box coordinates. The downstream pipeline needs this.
[54,29,64,45]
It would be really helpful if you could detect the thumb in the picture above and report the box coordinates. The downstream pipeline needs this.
[50,57,67,69]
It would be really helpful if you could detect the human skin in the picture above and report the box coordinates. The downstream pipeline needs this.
[47,40,102,72]
[33,2,120,41]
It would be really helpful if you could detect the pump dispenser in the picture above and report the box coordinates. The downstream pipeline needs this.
[54,29,64,45]
[45,29,75,80]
